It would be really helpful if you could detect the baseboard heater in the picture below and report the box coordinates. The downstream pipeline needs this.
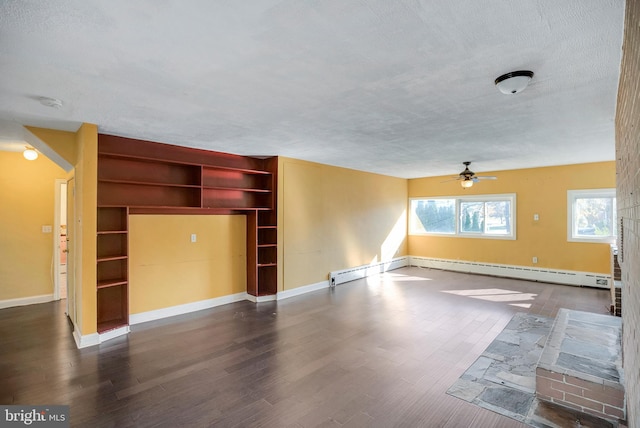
[409,256,610,289]
[329,257,409,287]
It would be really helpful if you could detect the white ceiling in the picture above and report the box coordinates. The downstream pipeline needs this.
[0,0,625,178]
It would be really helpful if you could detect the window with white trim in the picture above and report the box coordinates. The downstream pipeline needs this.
[409,194,516,239]
[567,189,616,243]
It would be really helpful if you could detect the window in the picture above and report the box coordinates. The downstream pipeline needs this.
[410,198,456,234]
[410,194,516,239]
[567,189,616,243]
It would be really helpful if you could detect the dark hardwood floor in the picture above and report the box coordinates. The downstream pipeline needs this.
[0,267,612,427]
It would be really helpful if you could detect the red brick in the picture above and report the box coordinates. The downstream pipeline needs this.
[602,384,626,400]
[564,375,603,392]
[553,400,583,412]
[564,393,604,412]
[536,386,563,401]
[604,405,626,419]
[582,388,625,408]
[536,368,564,381]
[536,393,552,403]
[551,381,583,397]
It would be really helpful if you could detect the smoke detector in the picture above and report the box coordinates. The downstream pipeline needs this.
[38,96,63,109]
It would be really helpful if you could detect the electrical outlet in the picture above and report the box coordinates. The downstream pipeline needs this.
[42,225,52,233]
[532,256,538,264]
[533,213,539,221]
[190,233,197,243]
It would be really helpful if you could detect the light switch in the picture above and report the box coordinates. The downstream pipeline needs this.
[42,225,52,233]
[191,233,197,243]
[533,214,539,221]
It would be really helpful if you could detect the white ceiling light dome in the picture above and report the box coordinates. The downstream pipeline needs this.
[23,146,38,160]
[495,71,534,94]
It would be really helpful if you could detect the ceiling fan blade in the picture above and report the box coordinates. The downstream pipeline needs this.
[441,177,462,183]
[475,176,497,180]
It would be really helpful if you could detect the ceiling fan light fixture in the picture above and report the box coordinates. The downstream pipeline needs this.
[23,146,38,160]
[495,70,534,94]
[461,178,474,188]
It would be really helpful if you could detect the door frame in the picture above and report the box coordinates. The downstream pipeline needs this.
[53,179,67,301]
[65,177,76,324]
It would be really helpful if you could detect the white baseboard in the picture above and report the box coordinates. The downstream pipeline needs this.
[99,326,130,343]
[277,280,330,300]
[0,294,54,310]
[73,329,99,349]
[129,292,249,325]
[72,325,130,349]
[409,256,610,288]
[245,294,278,303]
[329,256,410,286]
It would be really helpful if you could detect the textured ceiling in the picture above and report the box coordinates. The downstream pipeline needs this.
[0,0,625,178]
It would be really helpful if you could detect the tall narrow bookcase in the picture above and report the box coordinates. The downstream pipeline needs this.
[96,134,278,333]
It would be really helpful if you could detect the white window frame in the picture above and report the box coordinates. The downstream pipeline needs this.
[567,188,616,244]
[409,193,516,240]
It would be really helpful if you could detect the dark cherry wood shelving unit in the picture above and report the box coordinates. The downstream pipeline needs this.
[96,206,129,332]
[96,135,278,333]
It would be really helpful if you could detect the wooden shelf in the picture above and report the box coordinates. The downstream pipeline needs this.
[128,207,247,215]
[97,318,128,333]
[99,154,201,187]
[98,182,202,208]
[97,207,128,232]
[99,179,201,189]
[202,186,271,193]
[97,279,128,289]
[97,255,128,263]
[97,318,127,333]
[96,134,279,321]
[97,283,128,332]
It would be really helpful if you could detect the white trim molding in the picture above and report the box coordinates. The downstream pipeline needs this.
[409,256,610,289]
[277,280,329,300]
[246,294,277,303]
[99,326,130,343]
[129,292,249,325]
[329,257,410,286]
[73,329,99,349]
[0,294,54,310]
[72,325,130,349]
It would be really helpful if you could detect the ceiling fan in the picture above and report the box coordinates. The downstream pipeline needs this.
[444,161,497,188]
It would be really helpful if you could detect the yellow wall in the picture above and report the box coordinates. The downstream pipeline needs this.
[27,126,77,166]
[408,161,616,273]
[0,151,67,300]
[128,215,247,314]
[279,157,408,290]
[32,124,98,335]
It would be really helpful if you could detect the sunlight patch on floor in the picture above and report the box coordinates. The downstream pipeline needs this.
[442,288,537,308]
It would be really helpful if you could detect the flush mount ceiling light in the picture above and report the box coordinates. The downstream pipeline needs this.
[38,96,63,109]
[495,70,534,94]
[23,146,38,160]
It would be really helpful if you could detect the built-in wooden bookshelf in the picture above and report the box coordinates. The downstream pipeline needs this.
[96,134,278,333]
[96,207,129,332]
